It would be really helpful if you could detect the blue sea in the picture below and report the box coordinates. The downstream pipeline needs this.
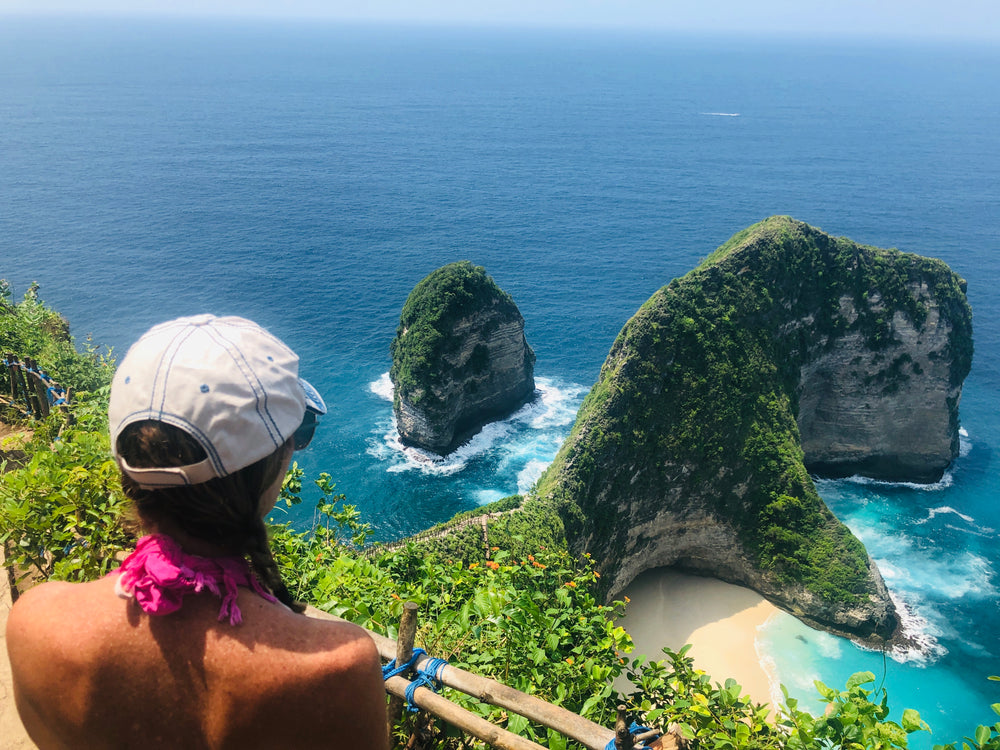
[2,17,998,747]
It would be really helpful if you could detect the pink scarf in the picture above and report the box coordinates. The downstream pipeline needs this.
[114,534,277,625]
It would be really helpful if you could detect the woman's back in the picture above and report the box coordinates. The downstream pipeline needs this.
[7,575,388,749]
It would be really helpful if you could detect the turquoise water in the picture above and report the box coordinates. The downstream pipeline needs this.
[1,19,998,745]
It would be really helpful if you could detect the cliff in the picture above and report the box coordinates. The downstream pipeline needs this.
[532,217,972,642]
[390,262,536,455]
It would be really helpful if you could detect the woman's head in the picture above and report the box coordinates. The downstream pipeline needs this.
[109,314,325,489]
[116,420,292,547]
[109,315,326,611]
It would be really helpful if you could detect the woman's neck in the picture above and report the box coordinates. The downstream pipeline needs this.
[142,522,240,559]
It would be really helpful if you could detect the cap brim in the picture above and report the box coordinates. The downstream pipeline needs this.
[299,377,327,416]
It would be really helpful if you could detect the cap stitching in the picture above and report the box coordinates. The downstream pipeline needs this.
[206,325,284,452]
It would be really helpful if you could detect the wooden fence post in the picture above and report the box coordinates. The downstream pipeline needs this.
[387,601,420,738]
[25,358,50,418]
[11,360,35,416]
[615,704,633,750]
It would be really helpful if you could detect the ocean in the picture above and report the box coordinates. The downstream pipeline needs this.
[1,17,998,747]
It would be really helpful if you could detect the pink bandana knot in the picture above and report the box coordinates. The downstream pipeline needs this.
[114,534,277,625]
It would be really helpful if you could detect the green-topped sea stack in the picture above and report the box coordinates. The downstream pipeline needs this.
[532,216,972,642]
[390,261,536,455]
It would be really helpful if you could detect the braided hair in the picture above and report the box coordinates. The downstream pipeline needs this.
[116,420,305,613]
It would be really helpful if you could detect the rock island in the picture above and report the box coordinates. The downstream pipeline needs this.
[390,261,536,455]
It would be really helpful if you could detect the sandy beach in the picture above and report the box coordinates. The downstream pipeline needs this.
[615,568,781,708]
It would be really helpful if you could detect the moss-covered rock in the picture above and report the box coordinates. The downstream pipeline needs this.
[530,217,972,642]
[390,262,536,455]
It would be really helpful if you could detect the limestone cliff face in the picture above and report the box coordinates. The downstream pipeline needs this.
[534,217,972,642]
[391,262,535,455]
[798,292,963,482]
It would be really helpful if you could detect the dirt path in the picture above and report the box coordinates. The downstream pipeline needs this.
[0,548,36,750]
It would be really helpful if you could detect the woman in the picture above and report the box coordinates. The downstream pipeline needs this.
[6,314,389,749]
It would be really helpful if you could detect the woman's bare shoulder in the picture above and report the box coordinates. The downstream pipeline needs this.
[8,577,117,630]
[7,577,122,664]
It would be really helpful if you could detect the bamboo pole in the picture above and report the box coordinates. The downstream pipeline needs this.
[387,601,420,736]
[307,606,617,750]
[615,705,633,750]
[25,359,50,418]
[383,673,547,750]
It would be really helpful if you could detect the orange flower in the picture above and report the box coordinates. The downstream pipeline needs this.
[624,596,631,603]
[491,546,499,552]
[593,571,601,578]
[527,554,535,562]
[486,560,500,571]
[564,581,577,588]
[469,563,479,569]
[565,657,575,665]
[532,561,546,569]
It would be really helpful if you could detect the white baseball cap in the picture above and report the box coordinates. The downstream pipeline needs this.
[109,314,326,489]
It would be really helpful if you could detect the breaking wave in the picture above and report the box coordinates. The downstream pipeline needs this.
[365,374,586,485]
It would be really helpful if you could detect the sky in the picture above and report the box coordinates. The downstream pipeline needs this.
[1,0,998,40]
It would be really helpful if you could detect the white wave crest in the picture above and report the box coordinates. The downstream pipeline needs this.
[701,112,740,116]
[366,375,585,480]
[959,427,972,457]
[885,591,948,665]
[914,506,975,526]
[517,459,551,494]
[837,472,954,492]
[369,372,394,401]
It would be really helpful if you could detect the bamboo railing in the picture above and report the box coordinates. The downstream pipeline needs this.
[1,354,70,420]
[306,603,671,750]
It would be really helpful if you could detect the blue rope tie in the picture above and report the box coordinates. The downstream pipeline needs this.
[46,385,67,405]
[605,721,660,750]
[382,647,427,681]
[382,648,450,713]
[403,657,448,712]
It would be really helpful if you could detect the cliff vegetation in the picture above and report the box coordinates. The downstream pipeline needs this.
[390,261,535,454]
[532,217,972,640]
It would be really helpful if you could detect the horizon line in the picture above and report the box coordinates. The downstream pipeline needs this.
[1,10,998,44]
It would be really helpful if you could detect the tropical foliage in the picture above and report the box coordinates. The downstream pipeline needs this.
[1,280,990,750]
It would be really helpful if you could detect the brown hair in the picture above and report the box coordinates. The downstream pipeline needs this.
[116,420,304,613]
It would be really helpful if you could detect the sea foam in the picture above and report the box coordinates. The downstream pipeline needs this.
[365,374,586,482]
